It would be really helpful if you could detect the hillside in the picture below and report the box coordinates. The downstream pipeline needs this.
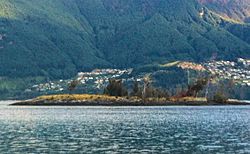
[0,0,249,81]
[199,0,250,23]
[199,0,250,50]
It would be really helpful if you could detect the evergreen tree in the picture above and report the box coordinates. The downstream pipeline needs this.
[104,79,128,97]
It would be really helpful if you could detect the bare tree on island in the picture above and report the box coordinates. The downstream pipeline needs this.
[142,74,152,102]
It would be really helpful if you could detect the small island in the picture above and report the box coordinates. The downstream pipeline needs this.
[11,94,250,106]
[11,61,250,106]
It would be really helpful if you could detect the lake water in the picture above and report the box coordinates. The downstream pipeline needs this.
[0,101,249,153]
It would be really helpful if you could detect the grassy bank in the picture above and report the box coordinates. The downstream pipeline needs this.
[10,94,250,106]
[37,94,138,102]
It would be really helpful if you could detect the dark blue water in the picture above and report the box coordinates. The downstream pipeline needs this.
[0,101,249,153]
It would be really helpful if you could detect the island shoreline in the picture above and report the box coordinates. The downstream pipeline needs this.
[10,99,250,106]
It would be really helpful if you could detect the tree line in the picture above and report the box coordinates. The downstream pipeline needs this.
[68,73,245,103]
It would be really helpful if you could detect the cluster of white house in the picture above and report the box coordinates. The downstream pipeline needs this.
[27,58,250,93]
[27,69,132,92]
[76,69,133,89]
[203,58,250,86]
[28,80,66,92]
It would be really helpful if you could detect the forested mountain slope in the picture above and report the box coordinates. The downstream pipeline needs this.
[0,0,249,79]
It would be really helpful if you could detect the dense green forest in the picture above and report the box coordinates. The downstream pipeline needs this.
[0,0,249,79]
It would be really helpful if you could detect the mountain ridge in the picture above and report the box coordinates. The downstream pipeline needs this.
[199,0,250,23]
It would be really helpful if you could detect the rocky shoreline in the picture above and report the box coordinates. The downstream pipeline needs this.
[10,99,250,106]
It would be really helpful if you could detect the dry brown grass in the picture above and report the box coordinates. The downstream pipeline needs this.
[35,94,207,104]
[37,94,123,101]
[160,61,180,67]
[170,97,207,102]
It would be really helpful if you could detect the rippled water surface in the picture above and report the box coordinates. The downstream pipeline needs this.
[0,101,249,153]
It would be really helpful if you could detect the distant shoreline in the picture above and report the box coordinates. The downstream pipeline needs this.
[10,94,250,106]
